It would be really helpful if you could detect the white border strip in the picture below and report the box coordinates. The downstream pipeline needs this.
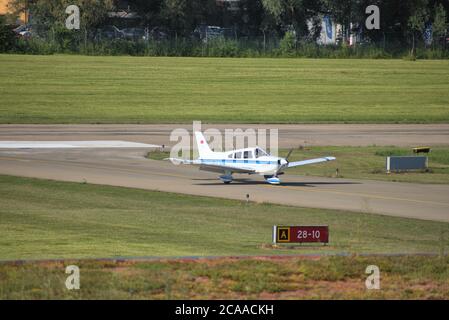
[0,141,160,148]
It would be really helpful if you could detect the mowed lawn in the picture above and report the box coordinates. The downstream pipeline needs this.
[0,54,448,124]
[0,175,448,260]
[280,146,449,184]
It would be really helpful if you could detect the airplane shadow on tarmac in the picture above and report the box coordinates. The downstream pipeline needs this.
[192,178,361,187]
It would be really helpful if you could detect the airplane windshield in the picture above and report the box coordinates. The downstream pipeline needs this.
[255,148,269,158]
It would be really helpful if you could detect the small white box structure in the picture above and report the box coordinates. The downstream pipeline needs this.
[386,156,428,173]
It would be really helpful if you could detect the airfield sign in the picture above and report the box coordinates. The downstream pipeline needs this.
[273,225,329,244]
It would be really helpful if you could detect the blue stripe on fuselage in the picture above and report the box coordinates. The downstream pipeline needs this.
[200,159,277,165]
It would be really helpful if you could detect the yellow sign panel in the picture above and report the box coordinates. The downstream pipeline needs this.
[277,227,290,242]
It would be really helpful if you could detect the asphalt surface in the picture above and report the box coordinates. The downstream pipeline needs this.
[1,124,449,223]
[1,124,449,147]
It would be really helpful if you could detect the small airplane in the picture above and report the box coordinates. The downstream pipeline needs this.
[167,132,336,185]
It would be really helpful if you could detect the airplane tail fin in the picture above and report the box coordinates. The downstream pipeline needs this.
[194,131,214,158]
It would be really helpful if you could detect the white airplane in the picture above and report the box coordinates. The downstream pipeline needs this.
[168,132,336,185]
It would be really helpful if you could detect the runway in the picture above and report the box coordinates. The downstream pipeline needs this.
[1,145,449,222]
[1,124,449,147]
[1,124,448,222]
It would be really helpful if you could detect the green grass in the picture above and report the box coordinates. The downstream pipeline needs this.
[1,256,448,299]
[0,174,448,261]
[1,54,449,124]
[280,146,449,184]
[147,146,449,184]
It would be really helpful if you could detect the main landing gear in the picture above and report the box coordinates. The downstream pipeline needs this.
[219,174,281,185]
[219,172,233,184]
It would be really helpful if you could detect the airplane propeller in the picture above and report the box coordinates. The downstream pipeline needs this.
[274,148,294,178]
[285,148,294,162]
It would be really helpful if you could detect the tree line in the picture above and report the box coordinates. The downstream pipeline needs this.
[1,0,448,58]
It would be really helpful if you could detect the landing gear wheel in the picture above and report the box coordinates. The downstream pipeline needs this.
[265,175,281,185]
[219,173,233,184]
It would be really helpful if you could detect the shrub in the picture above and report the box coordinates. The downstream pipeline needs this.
[205,38,239,57]
[279,31,297,56]
[0,22,17,52]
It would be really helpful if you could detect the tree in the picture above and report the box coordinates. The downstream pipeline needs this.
[261,0,283,24]
[261,0,323,42]
[161,0,188,39]
[8,0,112,30]
[0,15,17,52]
[134,0,163,27]
[408,7,427,56]
[433,3,448,48]
[235,0,264,38]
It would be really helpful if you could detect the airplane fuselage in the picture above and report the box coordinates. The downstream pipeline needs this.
[191,148,287,176]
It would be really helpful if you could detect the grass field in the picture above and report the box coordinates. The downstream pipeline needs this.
[283,146,449,184]
[1,54,448,124]
[1,256,448,299]
[1,175,448,261]
[148,146,449,184]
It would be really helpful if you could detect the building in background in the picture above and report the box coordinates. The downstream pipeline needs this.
[308,15,342,45]
[0,0,29,23]
[0,0,8,14]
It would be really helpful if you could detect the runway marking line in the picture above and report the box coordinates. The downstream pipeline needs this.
[1,155,449,208]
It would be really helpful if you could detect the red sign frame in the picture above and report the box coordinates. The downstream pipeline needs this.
[275,226,329,244]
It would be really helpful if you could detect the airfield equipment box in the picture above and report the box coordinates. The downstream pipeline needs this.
[413,147,431,154]
[386,156,428,173]
[272,225,329,244]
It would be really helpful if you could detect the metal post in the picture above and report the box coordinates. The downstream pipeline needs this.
[272,225,277,245]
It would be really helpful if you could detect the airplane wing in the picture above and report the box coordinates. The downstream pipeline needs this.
[166,158,256,174]
[287,156,336,168]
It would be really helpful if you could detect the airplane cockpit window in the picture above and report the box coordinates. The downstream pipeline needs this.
[255,148,268,158]
[228,153,233,159]
[235,152,242,159]
[243,151,253,159]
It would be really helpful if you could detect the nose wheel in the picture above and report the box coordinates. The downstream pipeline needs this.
[264,175,281,185]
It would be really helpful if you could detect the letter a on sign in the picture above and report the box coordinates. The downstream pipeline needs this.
[277,227,290,242]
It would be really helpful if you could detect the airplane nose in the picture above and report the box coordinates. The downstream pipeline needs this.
[280,159,288,166]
